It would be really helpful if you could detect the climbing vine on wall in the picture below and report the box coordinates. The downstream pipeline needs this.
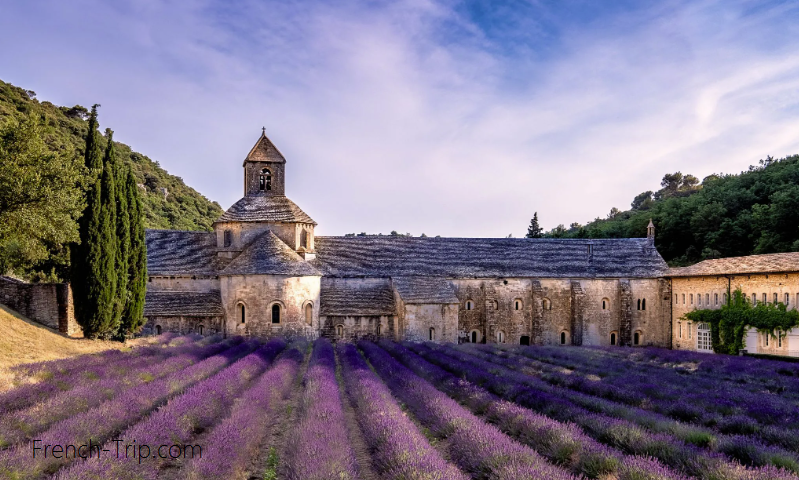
[684,289,799,354]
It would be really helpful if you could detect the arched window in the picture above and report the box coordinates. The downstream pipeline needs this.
[688,322,692,339]
[542,298,552,310]
[155,325,162,335]
[497,330,506,343]
[642,298,646,310]
[774,293,778,304]
[465,300,474,311]
[491,300,498,310]
[336,324,344,337]
[602,298,609,310]
[238,303,246,324]
[377,323,382,336]
[259,168,272,191]
[305,303,313,326]
[714,293,719,305]
[779,331,783,348]
[560,331,568,345]
[470,330,480,343]
[429,327,435,341]
[785,293,790,306]
[198,325,204,335]
[682,294,685,304]
[764,332,769,347]
[689,294,693,305]
[637,299,641,310]
[271,304,281,324]
[674,294,677,304]
[610,332,617,346]
[752,293,757,305]
[678,322,682,338]
[697,295,702,306]
[520,336,530,346]
[514,299,522,311]
[706,294,710,305]
[723,293,728,304]
[634,331,641,345]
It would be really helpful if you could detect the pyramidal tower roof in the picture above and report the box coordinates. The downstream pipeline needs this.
[243,128,286,165]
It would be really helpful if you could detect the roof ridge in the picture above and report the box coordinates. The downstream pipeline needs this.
[244,131,286,164]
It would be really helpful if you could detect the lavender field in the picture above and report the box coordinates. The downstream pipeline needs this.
[1,335,799,479]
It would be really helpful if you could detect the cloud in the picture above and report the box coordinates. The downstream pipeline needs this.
[1,0,798,236]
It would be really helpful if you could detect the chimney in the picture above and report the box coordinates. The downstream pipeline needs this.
[647,219,655,245]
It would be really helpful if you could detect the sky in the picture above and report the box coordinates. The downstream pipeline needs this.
[2,0,799,237]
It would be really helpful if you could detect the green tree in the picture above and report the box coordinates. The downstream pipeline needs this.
[0,115,84,276]
[93,129,119,338]
[121,168,147,335]
[111,131,130,332]
[525,212,543,238]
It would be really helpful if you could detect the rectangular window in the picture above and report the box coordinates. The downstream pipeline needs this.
[774,293,778,304]
[678,323,682,338]
[752,293,757,305]
[223,230,232,248]
[786,293,790,306]
[763,293,767,304]
[688,323,692,339]
[674,294,678,304]
[706,294,710,305]
[765,333,769,347]
[682,294,685,305]
[690,294,693,305]
[779,333,783,348]
[714,293,718,305]
[697,294,701,306]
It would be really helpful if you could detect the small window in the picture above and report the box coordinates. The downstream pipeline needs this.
[778,331,783,348]
[465,300,474,311]
[678,322,682,339]
[674,294,677,304]
[377,323,382,336]
[271,304,281,324]
[305,303,313,326]
[239,303,246,324]
[259,168,272,191]
[198,325,204,335]
[642,298,646,310]
[752,293,757,305]
[763,293,767,304]
[765,333,769,347]
[689,294,693,305]
[560,331,568,345]
[723,293,728,304]
[543,298,552,310]
[774,293,778,304]
[610,332,617,346]
[520,335,530,346]
[336,324,344,337]
[705,294,709,305]
[497,330,506,343]
[682,294,685,305]
[602,298,608,310]
[470,330,480,343]
[634,331,641,345]
[224,230,232,248]
[429,327,435,341]
[697,295,701,306]
[688,323,692,339]
[514,299,522,311]
[786,293,790,306]
[491,300,498,310]
[155,325,162,335]
[714,293,718,305]
[637,299,641,310]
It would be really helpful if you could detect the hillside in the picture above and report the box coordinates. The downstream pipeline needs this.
[542,156,799,265]
[0,79,223,280]
[0,80,223,231]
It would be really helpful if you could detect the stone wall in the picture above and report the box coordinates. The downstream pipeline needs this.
[147,276,220,292]
[220,274,320,339]
[672,273,799,354]
[0,276,79,336]
[320,315,396,342]
[143,315,224,336]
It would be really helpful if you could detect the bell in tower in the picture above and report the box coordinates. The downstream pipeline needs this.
[243,127,286,196]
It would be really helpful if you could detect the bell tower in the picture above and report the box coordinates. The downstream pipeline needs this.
[243,127,286,196]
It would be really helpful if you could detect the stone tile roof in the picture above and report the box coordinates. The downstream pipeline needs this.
[216,195,316,225]
[145,230,221,276]
[143,290,224,317]
[311,237,668,278]
[244,131,286,164]
[221,231,321,276]
[320,278,396,316]
[393,277,459,304]
[668,252,799,277]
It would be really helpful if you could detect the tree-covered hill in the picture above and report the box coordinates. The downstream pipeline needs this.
[541,156,799,266]
[0,79,223,281]
[0,80,223,231]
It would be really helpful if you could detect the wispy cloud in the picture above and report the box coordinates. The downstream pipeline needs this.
[1,0,798,236]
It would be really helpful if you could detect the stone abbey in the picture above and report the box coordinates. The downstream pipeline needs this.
[141,132,799,355]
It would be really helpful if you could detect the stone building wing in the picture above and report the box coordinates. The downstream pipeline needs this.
[393,277,459,304]
[320,278,396,316]
[143,290,224,317]
[215,195,317,225]
[145,230,220,276]
[312,236,668,278]
[221,231,321,276]
[668,252,799,277]
[244,131,286,164]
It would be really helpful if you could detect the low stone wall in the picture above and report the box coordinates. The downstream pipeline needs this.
[0,276,80,336]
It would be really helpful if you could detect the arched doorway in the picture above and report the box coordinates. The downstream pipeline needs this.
[520,335,530,346]
[155,325,162,335]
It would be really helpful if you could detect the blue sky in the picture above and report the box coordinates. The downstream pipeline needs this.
[2,0,799,237]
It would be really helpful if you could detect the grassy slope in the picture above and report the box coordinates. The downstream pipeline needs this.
[0,79,224,231]
[0,305,136,391]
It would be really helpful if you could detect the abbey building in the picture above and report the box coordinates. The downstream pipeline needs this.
[143,132,675,347]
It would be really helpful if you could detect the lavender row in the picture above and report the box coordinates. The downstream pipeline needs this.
[467,344,799,456]
[57,339,287,480]
[0,333,210,414]
[182,342,305,480]
[0,338,256,480]
[0,337,234,448]
[408,342,798,480]
[378,340,686,479]
[359,341,576,480]
[491,345,799,434]
[281,339,358,480]
[336,342,467,480]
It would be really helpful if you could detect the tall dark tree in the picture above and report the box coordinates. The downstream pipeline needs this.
[525,212,543,238]
[71,105,103,334]
[93,129,119,338]
[121,168,147,335]
[112,144,130,331]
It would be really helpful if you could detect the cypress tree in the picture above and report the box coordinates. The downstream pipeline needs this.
[112,152,130,334]
[93,128,119,338]
[121,168,147,334]
[526,212,543,238]
[71,105,103,336]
